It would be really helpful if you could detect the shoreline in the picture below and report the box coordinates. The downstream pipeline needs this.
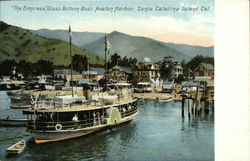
[22,89,182,101]
[133,92,182,101]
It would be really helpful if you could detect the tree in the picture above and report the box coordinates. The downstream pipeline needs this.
[110,53,121,67]
[0,59,17,76]
[17,60,36,77]
[72,54,88,72]
[186,55,214,71]
[36,60,53,75]
[160,64,173,81]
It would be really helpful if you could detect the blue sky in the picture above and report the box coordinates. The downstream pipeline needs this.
[0,0,214,46]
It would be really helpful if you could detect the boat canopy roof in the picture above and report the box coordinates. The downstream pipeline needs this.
[181,81,200,87]
[137,82,150,85]
[55,95,85,103]
[115,82,131,86]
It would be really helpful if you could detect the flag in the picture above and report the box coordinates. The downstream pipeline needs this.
[30,95,35,109]
[144,57,151,63]
[69,25,73,40]
[104,34,111,54]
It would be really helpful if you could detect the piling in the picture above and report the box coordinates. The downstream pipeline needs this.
[204,101,209,114]
[212,100,214,113]
[204,87,210,114]
[191,99,194,114]
[181,97,185,117]
[194,86,199,115]
[197,97,201,116]
[188,100,191,117]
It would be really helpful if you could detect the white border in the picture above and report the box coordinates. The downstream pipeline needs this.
[215,0,250,160]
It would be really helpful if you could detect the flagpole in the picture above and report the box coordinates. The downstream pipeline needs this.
[88,58,89,82]
[69,25,74,97]
[105,34,107,91]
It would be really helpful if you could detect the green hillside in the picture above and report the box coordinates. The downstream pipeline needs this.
[0,21,104,66]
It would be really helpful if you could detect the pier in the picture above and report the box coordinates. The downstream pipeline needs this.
[181,86,214,117]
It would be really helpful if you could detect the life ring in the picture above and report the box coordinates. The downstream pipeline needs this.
[55,124,62,131]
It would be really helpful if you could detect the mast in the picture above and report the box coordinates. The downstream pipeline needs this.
[88,58,90,81]
[104,34,110,91]
[104,34,107,90]
[69,25,74,97]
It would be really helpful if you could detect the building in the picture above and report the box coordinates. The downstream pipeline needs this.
[171,62,183,78]
[82,71,98,82]
[132,64,161,87]
[90,67,105,81]
[107,65,132,83]
[193,63,214,87]
[193,63,214,78]
[54,69,82,84]
[162,56,174,64]
[161,56,183,79]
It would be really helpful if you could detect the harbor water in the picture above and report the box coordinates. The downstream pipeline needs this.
[0,91,214,161]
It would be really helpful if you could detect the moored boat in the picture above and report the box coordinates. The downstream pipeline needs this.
[6,140,26,154]
[10,104,31,109]
[22,27,138,144]
[22,90,138,144]
[0,118,27,126]
[157,96,173,102]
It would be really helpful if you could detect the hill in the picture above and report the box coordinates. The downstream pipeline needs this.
[0,21,103,66]
[162,43,214,58]
[30,29,105,48]
[30,29,214,62]
[82,31,191,63]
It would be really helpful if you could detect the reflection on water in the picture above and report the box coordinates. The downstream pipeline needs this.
[0,92,214,161]
[0,91,25,119]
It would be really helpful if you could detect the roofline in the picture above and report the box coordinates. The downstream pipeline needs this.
[193,63,214,72]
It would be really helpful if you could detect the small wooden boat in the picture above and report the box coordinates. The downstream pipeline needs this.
[10,104,31,109]
[157,96,173,102]
[6,140,25,154]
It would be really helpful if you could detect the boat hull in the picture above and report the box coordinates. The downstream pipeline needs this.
[6,140,25,155]
[32,125,105,144]
[30,111,138,144]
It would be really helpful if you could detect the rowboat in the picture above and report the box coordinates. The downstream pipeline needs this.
[6,140,25,154]
[10,104,31,109]
[157,96,173,102]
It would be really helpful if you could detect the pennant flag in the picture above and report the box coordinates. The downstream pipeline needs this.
[144,57,151,63]
[69,25,73,40]
[104,34,111,54]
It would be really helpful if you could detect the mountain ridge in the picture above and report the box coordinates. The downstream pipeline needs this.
[83,31,191,62]
[30,28,214,62]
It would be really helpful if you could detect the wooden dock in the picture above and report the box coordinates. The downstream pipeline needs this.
[181,86,214,117]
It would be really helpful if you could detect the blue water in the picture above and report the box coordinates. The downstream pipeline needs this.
[0,91,214,161]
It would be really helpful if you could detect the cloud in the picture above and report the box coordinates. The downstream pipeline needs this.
[71,15,213,46]
[191,14,214,24]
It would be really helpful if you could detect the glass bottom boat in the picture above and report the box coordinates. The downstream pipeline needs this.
[22,91,138,144]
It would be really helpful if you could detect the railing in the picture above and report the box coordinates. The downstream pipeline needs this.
[27,117,107,131]
[27,108,138,131]
[32,99,89,110]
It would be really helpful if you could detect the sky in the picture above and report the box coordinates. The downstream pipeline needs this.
[0,0,214,47]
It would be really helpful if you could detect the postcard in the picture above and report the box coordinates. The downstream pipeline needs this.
[0,0,248,160]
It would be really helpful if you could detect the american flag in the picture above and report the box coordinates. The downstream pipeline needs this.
[104,34,111,54]
[69,25,73,40]
[144,57,151,63]
[30,95,35,109]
